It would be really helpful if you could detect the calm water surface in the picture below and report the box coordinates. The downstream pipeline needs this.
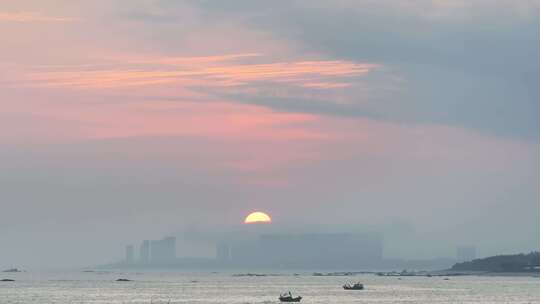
[1,271,540,303]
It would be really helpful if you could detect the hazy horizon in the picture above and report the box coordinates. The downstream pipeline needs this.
[1,0,539,270]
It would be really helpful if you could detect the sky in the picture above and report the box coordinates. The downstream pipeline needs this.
[1,0,539,269]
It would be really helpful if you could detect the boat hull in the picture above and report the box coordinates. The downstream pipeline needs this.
[279,296,302,302]
[343,284,364,290]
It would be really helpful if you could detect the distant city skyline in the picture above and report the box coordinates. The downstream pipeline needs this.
[112,222,480,271]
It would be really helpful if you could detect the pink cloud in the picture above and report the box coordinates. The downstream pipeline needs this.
[0,11,76,22]
[1,0,536,191]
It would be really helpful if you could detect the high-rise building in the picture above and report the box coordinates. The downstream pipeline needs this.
[456,246,477,262]
[139,240,150,264]
[150,237,176,264]
[125,245,134,264]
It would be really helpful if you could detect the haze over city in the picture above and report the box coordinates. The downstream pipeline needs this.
[1,0,539,271]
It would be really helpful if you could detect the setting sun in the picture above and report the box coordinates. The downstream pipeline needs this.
[244,211,272,224]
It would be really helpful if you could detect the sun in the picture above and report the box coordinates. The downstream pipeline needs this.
[244,211,272,224]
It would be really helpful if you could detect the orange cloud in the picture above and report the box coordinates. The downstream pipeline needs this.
[17,55,377,90]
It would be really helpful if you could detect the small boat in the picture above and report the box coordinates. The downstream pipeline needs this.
[1,279,15,282]
[116,278,132,282]
[343,282,364,290]
[279,292,302,302]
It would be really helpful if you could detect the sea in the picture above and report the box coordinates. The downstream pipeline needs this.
[1,270,540,303]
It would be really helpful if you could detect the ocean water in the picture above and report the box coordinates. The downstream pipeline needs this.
[1,271,540,303]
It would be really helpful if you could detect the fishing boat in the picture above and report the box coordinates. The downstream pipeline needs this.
[279,292,302,302]
[343,282,364,290]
